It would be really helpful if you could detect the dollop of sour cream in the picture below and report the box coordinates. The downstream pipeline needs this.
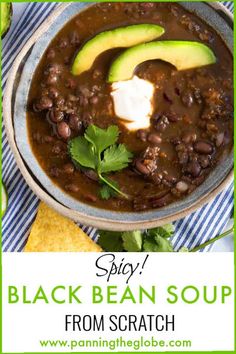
[111,75,154,131]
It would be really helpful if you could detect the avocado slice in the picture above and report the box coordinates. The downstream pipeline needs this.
[1,3,12,38]
[108,41,216,83]
[71,24,165,76]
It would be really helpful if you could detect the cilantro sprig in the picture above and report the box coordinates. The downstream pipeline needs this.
[98,224,234,252]
[98,224,175,252]
[68,125,133,199]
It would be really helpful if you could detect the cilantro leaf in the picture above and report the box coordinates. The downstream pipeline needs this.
[143,224,175,252]
[147,223,174,239]
[68,124,133,200]
[97,230,124,252]
[97,223,176,253]
[179,247,189,252]
[143,239,159,252]
[143,235,173,252]
[154,235,173,252]
[99,185,114,200]
[69,137,96,169]
[100,144,133,174]
[99,180,119,200]
[122,231,143,252]
[85,125,119,154]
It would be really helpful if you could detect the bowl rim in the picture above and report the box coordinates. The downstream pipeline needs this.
[3,1,234,231]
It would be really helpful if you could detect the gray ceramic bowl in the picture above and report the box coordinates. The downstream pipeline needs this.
[10,2,233,229]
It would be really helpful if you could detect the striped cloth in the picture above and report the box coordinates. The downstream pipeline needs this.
[2,2,234,252]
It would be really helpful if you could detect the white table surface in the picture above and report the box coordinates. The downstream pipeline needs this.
[4,3,234,252]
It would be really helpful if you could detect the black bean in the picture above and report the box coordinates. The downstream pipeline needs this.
[64,56,70,65]
[52,144,62,155]
[194,141,213,154]
[48,87,59,98]
[183,115,192,125]
[182,132,197,144]
[193,175,206,186]
[153,115,169,131]
[46,74,58,85]
[58,38,68,49]
[80,97,89,106]
[207,123,218,133]
[43,135,54,143]
[90,96,99,105]
[137,129,148,142]
[42,96,54,110]
[151,192,172,208]
[198,120,206,129]
[186,145,193,153]
[49,109,64,123]
[65,78,76,89]
[163,175,177,187]
[171,6,180,17]
[65,184,79,193]
[33,96,53,111]
[164,175,177,185]
[46,48,55,59]
[68,94,79,102]
[92,69,102,80]
[45,63,61,75]
[171,137,181,145]
[83,169,99,182]
[186,161,201,177]
[82,112,93,127]
[85,193,97,203]
[41,87,49,96]
[201,108,214,121]
[176,143,185,152]
[79,87,93,98]
[125,5,141,19]
[52,63,61,74]
[139,2,155,10]
[193,88,202,104]
[55,96,65,107]
[133,199,149,211]
[135,160,150,175]
[49,166,60,178]
[166,111,180,123]
[68,114,83,132]
[151,174,162,185]
[57,122,71,140]
[181,90,194,107]
[199,155,210,168]
[32,132,42,143]
[178,151,189,165]
[148,133,162,145]
[63,163,75,174]
[199,30,213,43]
[67,108,77,115]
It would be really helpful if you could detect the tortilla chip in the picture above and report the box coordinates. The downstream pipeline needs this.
[24,202,102,252]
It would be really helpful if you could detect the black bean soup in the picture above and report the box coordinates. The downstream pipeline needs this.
[27,2,233,212]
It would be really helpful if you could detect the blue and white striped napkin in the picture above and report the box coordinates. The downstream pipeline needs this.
[2,2,234,252]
